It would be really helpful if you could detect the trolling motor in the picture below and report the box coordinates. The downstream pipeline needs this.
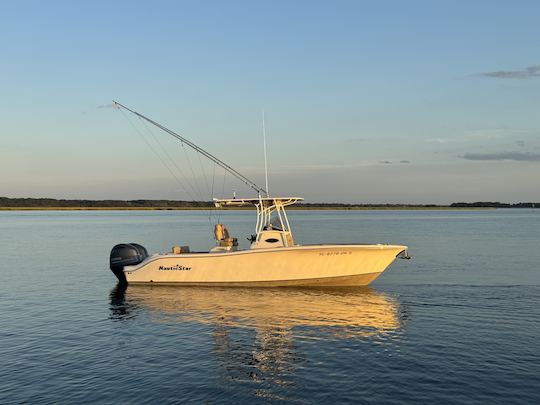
[109,243,148,283]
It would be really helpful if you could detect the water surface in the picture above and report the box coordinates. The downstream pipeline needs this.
[1,209,539,403]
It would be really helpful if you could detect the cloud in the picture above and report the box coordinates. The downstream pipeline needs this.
[426,137,460,144]
[473,64,540,79]
[515,140,525,147]
[427,129,530,145]
[426,133,498,144]
[464,129,506,140]
[376,160,410,164]
[462,151,540,162]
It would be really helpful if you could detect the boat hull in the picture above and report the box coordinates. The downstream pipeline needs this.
[122,244,407,287]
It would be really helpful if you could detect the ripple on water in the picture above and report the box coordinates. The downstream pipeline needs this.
[1,210,540,403]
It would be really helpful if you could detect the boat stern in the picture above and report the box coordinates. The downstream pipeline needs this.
[109,243,149,284]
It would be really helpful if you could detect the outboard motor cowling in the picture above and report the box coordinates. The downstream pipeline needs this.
[110,243,149,283]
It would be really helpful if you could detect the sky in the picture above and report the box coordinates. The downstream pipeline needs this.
[1,0,539,204]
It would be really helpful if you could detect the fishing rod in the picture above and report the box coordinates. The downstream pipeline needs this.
[113,101,268,196]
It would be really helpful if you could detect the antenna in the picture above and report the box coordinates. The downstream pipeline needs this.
[262,110,270,196]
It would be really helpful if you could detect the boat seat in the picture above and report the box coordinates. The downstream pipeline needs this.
[214,224,238,248]
[171,245,190,254]
[219,238,238,248]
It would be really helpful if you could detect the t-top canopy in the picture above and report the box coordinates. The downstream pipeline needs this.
[213,197,303,208]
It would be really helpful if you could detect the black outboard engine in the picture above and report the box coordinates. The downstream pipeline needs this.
[110,243,149,284]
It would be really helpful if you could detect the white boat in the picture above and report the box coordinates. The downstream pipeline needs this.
[109,102,410,286]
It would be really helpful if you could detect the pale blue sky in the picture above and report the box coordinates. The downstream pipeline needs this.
[1,0,539,203]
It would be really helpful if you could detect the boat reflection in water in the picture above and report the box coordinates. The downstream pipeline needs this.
[110,285,405,398]
[111,285,402,334]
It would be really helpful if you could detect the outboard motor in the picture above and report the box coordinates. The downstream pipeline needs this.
[110,243,148,284]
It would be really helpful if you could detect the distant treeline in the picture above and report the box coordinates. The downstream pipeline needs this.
[1,197,538,209]
[450,202,539,208]
[0,197,213,208]
[297,202,442,208]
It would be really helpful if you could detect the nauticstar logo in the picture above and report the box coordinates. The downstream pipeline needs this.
[158,264,192,271]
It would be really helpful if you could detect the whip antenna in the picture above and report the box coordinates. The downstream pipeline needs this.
[262,110,270,196]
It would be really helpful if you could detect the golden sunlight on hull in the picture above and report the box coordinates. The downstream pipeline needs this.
[123,245,406,287]
[127,272,383,287]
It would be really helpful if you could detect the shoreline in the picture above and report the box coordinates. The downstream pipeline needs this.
[0,206,494,211]
[2,198,535,211]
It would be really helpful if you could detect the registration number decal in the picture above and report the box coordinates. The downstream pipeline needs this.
[319,251,352,256]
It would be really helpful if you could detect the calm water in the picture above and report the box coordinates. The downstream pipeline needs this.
[1,209,539,404]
